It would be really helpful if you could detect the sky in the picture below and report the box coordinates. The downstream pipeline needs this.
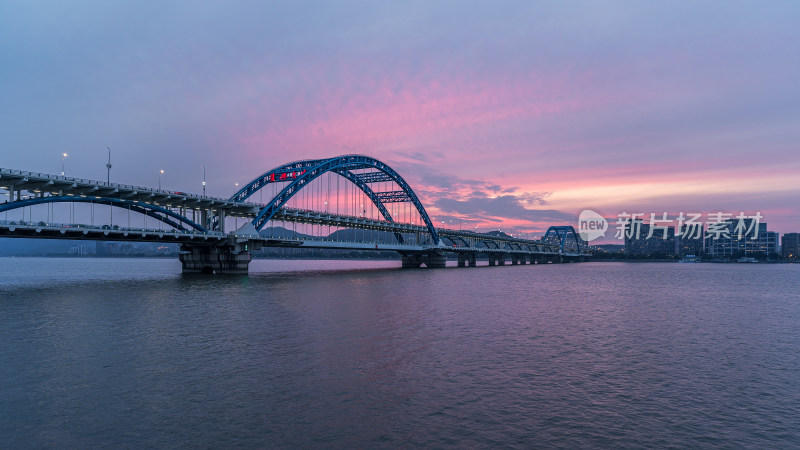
[1,1,799,240]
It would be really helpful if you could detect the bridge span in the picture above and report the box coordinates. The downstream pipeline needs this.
[1,156,589,273]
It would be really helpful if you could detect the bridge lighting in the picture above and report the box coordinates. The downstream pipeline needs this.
[159,169,164,189]
[106,147,112,183]
[61,153,68,176]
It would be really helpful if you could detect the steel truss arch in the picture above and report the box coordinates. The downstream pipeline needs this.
[543,225,583,255]
[0,196,207,232]
[481,240,501,249]
[232,155,440,243]
[332,169,404,244]
[444,235,470,247]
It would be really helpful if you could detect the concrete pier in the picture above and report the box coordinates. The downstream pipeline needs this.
[401,252,447,268]
[457,253,477,267]
[401,254,425,268]
[425,253,447,268]
[179,246,251,274]
[179,233,262,274]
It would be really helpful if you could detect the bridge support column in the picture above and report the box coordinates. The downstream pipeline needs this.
[488,255,497,266]
[511,255,519,265]
[425,253,447,268]
[217,210,226,233]
[497,255,505,266]
[457,253,477,267]
[179,236,254,274]
[401,254,424,268]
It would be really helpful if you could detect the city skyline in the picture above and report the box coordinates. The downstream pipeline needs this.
[2,1,799,236]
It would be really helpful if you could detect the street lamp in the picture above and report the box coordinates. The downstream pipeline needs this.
[202,165,206,196]
[159,169,164,189]
[61,153,68,176]
[105,147,112,183]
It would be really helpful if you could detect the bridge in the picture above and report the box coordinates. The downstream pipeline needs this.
[0,155,589,273]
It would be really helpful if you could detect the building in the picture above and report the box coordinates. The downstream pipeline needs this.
[624,219,676,256]
[675,224,704,256]
[704,218,779,258]
[782,233,800,260]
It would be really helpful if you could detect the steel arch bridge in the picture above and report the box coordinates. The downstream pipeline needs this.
[230,155,440,244]
[0,158,591,273]
[542,225,585,256]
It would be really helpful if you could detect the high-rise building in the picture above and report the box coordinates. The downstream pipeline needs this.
[623,219,675,256]
[704,219,778,258]
[675,224,704,256]
[782,233,800,259]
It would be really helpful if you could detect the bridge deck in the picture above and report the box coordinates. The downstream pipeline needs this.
[0,165,590,260]
[0,221,588,257]
[1,167,259,216]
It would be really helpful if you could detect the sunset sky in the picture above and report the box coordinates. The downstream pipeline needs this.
[2,1,799,239]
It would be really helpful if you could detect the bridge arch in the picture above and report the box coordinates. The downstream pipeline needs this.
[0,196,206,231]
[542,225,583,255]
[231,155,440,243]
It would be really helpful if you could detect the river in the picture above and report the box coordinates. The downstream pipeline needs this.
[1,258,798,448]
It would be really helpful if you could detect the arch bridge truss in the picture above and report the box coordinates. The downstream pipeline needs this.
[231,155,440,244]
[0,157,589,272]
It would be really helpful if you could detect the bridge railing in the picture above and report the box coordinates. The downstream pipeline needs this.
[0,167,244,201]
[0,219,225,234]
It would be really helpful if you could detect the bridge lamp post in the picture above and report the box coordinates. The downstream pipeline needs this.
[233,183,239,229]
[159,169,164,190]
[202,165,206,196]
[106,147,112,184]
[61,153,68,176]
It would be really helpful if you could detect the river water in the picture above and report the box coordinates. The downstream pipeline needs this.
[1,258,799,448]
